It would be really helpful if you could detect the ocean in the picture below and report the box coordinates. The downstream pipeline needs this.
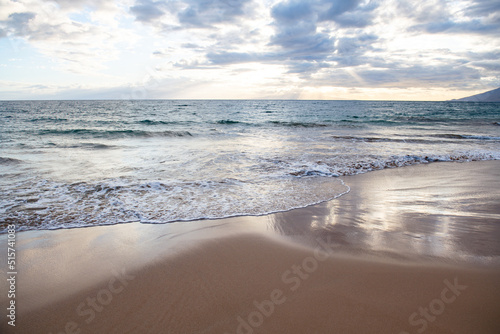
[1,100,499,232]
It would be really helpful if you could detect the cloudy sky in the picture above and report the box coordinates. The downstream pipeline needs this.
[0,0,499,100]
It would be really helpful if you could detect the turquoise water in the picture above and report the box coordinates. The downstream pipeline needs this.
[1,100,499,231]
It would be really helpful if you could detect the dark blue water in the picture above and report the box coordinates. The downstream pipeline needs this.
[1,100,499,231]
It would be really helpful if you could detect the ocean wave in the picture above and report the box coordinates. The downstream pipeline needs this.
[216,119,245,125]
[461,135,500,140]
[0,157,23,165]
[215,120,328,127]
[331,135,437,144]
[79,143,115,149]
[289,169,339,177]
[37,129,193,138]
[46,142,116,150]
[268,121,327,127]
[28,117,68,123]
[340,119,398,124]
[1,152,498,233]
[332,134,500,143]
[432,134,500,141]
[285,152,499,178]
[0,176,349,232]
[138,119,179,125]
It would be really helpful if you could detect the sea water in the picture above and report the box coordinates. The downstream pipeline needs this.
[1,100,499,231]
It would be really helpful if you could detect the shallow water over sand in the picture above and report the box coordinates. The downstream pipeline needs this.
[268,161,500,263]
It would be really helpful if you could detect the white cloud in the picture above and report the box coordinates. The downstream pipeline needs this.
[0,0,138,75]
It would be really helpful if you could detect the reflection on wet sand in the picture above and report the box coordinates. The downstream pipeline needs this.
[267,161,500,263]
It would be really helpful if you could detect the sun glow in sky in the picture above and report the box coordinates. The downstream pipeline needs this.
[0,0,499,100]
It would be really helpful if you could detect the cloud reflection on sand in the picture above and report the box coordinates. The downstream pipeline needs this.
[268,161,500,263]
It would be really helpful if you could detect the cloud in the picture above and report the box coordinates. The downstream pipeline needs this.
[317,59,483,89]
[50,0,115,10]
[206,51,261,65]
[127,0,380,76]
[269,21,335,60]
[396,0,447,23]
[334,34,378,66]
[463,50,500,72]
[266,0,379,71]
[411,18,499,34]
[322,0,363,18]
[178,0,254,27]
[465,50,500,61]
[319,0,378,27]
[1,0,499,100]
[470,60,500,72]
[466,0,500,17]
[1,12,36,37]
[0,0,135,74]
[403,0,500,35]
[269,0,333,63]
[181,43,200,49]
[271,0,313,22]
[286,61,330,74]
[129,0,255,27]
[130,0,167,22]
[271,0,378,28]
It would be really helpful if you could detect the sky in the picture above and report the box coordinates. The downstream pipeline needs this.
[0,0,499,100]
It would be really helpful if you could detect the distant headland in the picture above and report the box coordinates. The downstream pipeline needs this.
[451,87,500,102]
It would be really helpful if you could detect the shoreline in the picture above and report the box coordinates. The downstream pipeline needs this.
[1,160,500,333]
[4,159,499,234]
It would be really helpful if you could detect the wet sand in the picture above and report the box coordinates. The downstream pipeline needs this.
[1,161,500,333]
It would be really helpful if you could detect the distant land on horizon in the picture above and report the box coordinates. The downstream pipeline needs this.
[452,87,500,102]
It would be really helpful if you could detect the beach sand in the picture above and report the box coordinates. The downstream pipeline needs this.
[1,161,500,333]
